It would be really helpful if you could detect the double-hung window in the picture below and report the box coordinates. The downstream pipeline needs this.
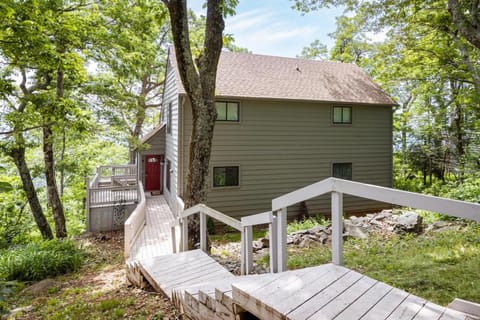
[332,106,352,124]
[215,101,239,122]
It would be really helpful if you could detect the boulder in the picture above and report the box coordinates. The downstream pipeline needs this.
[394,212,423,233]
[343,221,369,239]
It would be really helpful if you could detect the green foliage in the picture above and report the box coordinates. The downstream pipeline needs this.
[0,281,22,314]
[0,240,84,281]
[287,215,330,234]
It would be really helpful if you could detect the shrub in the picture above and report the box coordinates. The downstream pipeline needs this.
[0,240,84,281]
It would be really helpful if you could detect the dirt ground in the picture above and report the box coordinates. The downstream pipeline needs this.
[5,231,178,320]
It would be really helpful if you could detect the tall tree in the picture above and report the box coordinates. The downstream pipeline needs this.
[88,0,169,163]
[162,0,235,246]
[0,0,98,238]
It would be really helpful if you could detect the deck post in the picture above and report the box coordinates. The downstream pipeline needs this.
[243,226,253,275]
[331,191,344,265]
[181,217,188,252]
[269,215,278,273]
[199,211,207,253]
[276,207,287,272]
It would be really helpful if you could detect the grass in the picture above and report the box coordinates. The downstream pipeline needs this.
[0,240,84,281]
[258,221,480,306]
[3,231,176,319]
[209,229,268,244]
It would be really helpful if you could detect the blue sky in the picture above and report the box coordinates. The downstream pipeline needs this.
[189,1,344,58]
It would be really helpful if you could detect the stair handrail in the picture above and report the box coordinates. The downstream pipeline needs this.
[271,177,480,273]
[174,204,277,275]
[124,181,146,259]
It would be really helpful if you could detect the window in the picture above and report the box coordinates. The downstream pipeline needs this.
[166,160,171,191]
[213,166,239,187]
[215,101,239,121]
[333,163,352,180]
[333,106,352,124]
[167,102,172,134]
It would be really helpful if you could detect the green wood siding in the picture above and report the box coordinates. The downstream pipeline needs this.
[182,99,393,219]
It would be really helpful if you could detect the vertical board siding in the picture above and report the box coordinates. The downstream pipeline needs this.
[163,60,180,210]
[181,100,393,219]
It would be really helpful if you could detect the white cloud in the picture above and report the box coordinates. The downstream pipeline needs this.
[225,8,321,57]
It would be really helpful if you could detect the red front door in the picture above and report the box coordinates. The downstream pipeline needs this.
[145,155,162,191]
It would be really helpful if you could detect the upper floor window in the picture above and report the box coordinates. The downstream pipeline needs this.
[167,102,172,134]
[333,106,352,124]
[213,166,239,187]
[215,101,239,122]
[332,162,352,180]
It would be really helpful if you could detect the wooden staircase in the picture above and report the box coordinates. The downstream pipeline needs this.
[130,250,476,320]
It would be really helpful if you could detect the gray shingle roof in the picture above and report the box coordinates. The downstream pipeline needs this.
[170,49,396,106]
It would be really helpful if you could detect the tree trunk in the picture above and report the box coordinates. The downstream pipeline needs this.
[10,144,54,240]
[41,67,67,238]
[164,0,225,248]
[43,124,68,238]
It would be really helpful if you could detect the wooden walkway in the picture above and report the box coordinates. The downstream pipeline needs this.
[127,195,177,262]
[126,196,477,320]
[231,264,472,320]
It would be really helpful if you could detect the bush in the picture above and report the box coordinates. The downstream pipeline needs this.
[0,240,84,281]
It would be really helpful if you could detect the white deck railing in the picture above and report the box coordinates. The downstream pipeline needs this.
[173,204,273,275]
[124,181,146,258]
[270,177,480,272]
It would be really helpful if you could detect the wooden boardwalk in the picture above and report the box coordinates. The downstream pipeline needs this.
[231,264,472,320]
[126,196,477,320]
[127,195,177,262]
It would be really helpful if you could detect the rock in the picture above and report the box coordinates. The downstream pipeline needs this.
[298,237,317,248]
[394,212,423,233]
[8,306,34,317]
[308,226,327,235]
[25,279,57,296]
[343,221,369,239]
[252,237,269,250]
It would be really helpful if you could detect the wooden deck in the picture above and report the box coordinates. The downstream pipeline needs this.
[125,195,477,320]
[231,264,472,320]
[127,195,177,262]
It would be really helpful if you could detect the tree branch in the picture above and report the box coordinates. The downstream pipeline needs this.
[448,0,480,49]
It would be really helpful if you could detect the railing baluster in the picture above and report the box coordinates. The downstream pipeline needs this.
[276,208,288,273]
[331,191,344,266]
[181,217,188,252]
[269,215,278,273]
[200,211,207,252]
[245,225,253,274]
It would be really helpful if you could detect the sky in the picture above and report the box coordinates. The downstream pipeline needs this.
[189,0,344,58]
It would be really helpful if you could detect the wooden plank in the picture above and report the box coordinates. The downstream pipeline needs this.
[334,281,393,319]
[386,294,427,320]
[412,301,445,320]
[439,308,469,320]
[360,287,409,320]
[448,298,480,318]
[286,270,363,320]
[307,275,377,319]
[237,264,347,319]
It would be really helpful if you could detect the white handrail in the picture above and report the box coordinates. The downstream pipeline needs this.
[180,204,242,231]
[175,204,275,275]
[271,177,480,273]
[124,181,146,259]
[240,211,275,274]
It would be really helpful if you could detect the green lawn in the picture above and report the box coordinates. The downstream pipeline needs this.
[214,220,480,306]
